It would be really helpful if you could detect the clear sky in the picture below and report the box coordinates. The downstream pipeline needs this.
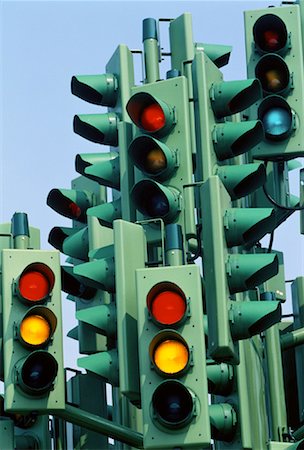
[2,0,303,371]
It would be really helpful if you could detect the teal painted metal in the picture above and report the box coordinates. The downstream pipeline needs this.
[199,175,280,364]
[244,4,304,160]
[66,372,108,450]
[265,324,288,441]
[52,404,144,449]
[127,75,196,242]
[136,265,212,448]
[114,220,146,405]
[2,248,65,412]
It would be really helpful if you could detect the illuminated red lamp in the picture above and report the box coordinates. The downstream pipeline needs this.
[146,282,188,327]
[126,92,175,137]
[17,263,55,304]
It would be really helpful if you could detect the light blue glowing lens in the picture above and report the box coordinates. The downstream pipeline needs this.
[262,107,291,137]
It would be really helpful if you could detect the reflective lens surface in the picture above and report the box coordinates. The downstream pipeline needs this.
[147,192,169,217]
[20,315,51,347]
[263,30,280,51]
[68,201,82,218]
[153,339,189,375]
[21,352,58,392]
[152,381,194,428]
[150,290,187,325]
[143,147,166,174]
[140,104,165,132]
[19,271,51,302]
[262,107,291,138]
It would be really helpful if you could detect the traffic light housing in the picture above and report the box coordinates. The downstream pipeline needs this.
[191,50,282,364]
[136,264,211,448]
[126,76,196,240]
[245,4,304,160]
[2,249,64,412]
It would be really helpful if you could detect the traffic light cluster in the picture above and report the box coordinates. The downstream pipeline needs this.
[3,6,304,450]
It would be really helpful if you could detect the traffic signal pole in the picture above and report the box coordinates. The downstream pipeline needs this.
[52,404,144,449]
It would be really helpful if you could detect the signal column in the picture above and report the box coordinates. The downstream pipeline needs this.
[244,4,304,160]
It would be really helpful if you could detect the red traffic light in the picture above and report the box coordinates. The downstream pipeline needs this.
[147,282,188,326]
[126,92,175,137]
[17,263,55,303]
[253,14,288,54]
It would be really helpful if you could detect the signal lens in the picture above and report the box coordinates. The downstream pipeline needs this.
[262,107,291,138]
[19,270,51,302]
[263,30,280,51]
[258,95,293,141]
[20,351,58,394]
[144,147,167,174]
[148,192,169,217]
[152,337,189,375]
[149,289,187,326]
[152,380,194,428]
[68,201,82,219]
[20,315,51,347]
[140,104,166,132]
[255,54,290,95]
[253,14,288,53]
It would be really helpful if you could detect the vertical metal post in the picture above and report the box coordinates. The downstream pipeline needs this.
[264,324,288,441]
[11,212,29,249]
[143,18,160,84]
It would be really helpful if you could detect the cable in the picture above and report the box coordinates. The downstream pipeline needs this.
[267,230,274,253]
[262,161,304,211]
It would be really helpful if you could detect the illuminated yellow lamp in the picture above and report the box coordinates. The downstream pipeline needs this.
[145,147,167,174]
[153,338,189,375]
[20,314,51,346]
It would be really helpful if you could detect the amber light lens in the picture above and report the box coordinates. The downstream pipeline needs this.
[140,104,166,132]
[19,271,51,302]
[150,290,187,326]
[153,338,189,375]
[144,147,166,174]
[20,315,51,347]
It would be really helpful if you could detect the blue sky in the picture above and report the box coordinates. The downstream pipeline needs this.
[2,0,303,370]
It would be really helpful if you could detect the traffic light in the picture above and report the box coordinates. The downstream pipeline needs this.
[136,264,210,448]
[126,75,196,240]
[244,4,304,160]
[76,219,146,404]
[136,264,237,448]
[1,248,64,412]
[191,51,282,364]
[71,44,136,225]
